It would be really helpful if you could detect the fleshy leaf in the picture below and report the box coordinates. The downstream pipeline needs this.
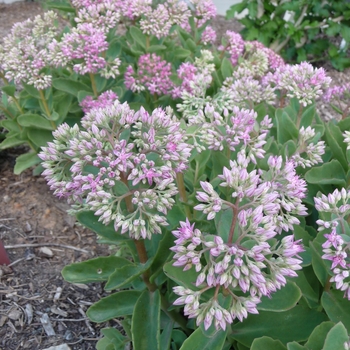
[76,211,131,243]
[62,256,132,283]
[304,321,334,350]
[14,152,41,175]
[132,290,161,350]
[323,322,349,350]
[304,160,346,187]
[105,260,152,290]
[257,282,301,312]
[179,327,227,350]
[321,290,350,332]
[87,290,142,322]
[163,261,200,291]
[251,336,287,350]
[231,305,328,346]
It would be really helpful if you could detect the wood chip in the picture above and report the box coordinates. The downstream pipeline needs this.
[50,306,68,317]
[0,265,12,277]
[0,315,7,327]
[42,345,71,350]
[25,303,33,325]
[72,283,89,290]
[8,308,21,320]
[40,313,56,336]
[53,287,62,302]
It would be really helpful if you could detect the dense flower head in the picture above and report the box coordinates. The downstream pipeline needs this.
[219,30,245,66]
[323,83,350,103]
[125,53,174,95]
[170,151,307,330]
[249,41,285,70]
[166,0,191,29]
[140,4,172,39]
[80,90,118,113]
[75,0,122,32]
[171,217,303,330]
[120,0,192,33]
[222,74,276,107]
[315,188,350,300]
[292,126,325,168]
[0,11,59,89]
[240,48,269,77]
[59,23,108,74]
[39,100,193,240]
[120,0,152,20]
[180,93,271,161]
[273,62,332,106]
[192,0,217,27]
[201,26,217,45]
[174,49,214,102]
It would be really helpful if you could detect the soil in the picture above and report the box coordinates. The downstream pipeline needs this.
[0,2,349,350]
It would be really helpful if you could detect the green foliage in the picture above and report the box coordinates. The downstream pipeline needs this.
[227,0,350,70]
[230,306,328,346]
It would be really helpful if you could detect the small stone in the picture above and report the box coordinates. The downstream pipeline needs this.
[3,195,10,203]
[38,247,54,258]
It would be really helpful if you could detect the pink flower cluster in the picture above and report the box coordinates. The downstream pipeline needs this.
[80,90,118,113]
[201,26,217,45]
[271,62,332,106]
[171,153,307,331]
[219,31,245,66]
[0,11,59,89]
[193,0,217,27]
[250,41,285,70]
[39,100,193,240]
[315,188,350,300]
[323,84,350,103]
[60,23,108,75]
[125,53,174,95]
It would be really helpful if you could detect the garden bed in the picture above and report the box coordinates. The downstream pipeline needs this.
[1,2,350,350]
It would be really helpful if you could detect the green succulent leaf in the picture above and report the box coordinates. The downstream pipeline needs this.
[304,160,346,187]
[14,152,41,175]
[132,289,161,350]
[62,256,132,284]
[87,290,142,322]
[251,336,287,350]
[76,211,131,243]
[322,290,350,331]
[257,282,301,312]
[179,327,227,350]
[231,305,328,346]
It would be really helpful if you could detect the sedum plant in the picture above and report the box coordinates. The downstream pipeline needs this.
[3,0,350,349]
[226,0,350,71]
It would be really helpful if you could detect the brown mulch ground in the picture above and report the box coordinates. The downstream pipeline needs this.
[0,1,350,350]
